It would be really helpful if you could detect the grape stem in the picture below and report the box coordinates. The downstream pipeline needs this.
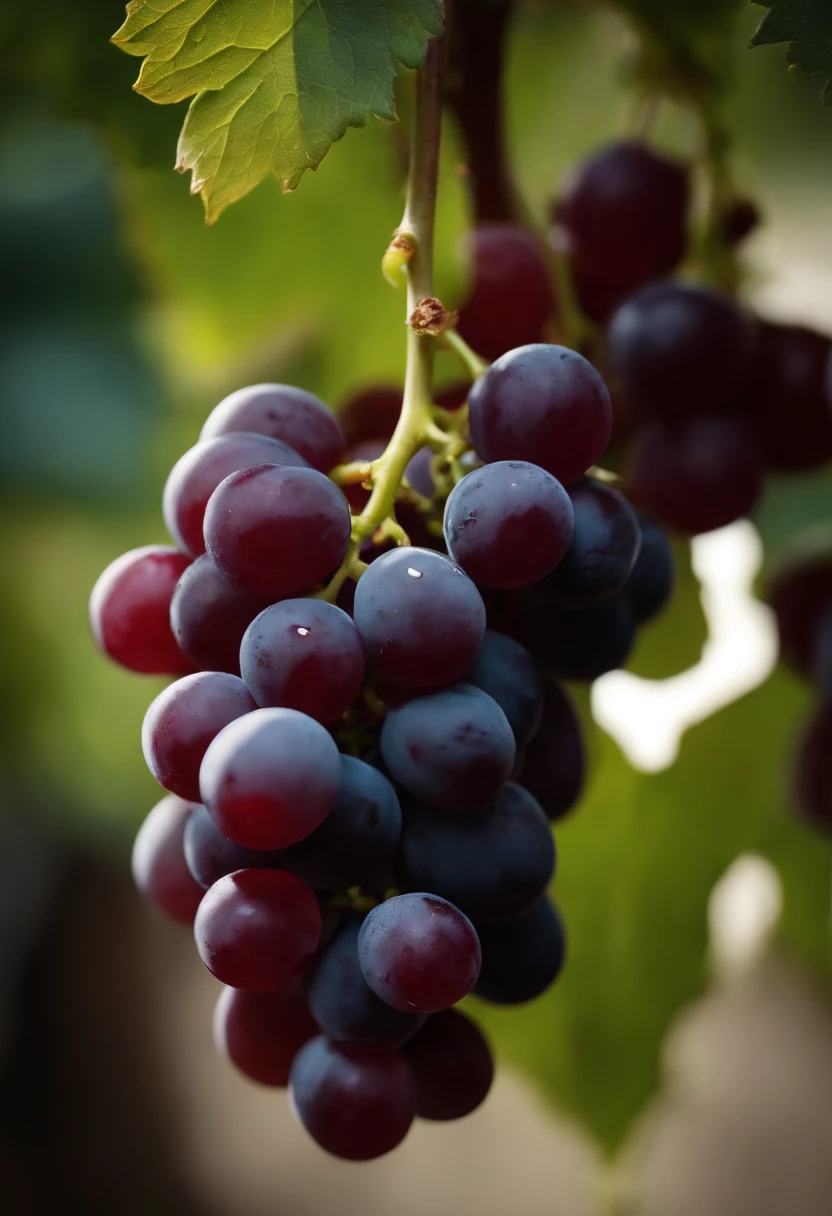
[318,36,446,603]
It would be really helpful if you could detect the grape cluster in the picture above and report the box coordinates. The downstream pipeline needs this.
[769,558,832,834]
[95,354,664,1159]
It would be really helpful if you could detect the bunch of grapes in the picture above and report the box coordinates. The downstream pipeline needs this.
[93,340,663,1158]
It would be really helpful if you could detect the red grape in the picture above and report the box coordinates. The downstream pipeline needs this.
[741,322,832,471]
[214,980,318,1086]
[404,1009,494,1121]
[521,682,585,821]
[768,558,832,674]
[200,384,344,473]
[90,545,192,675]
[170,554,270,675]
[183,804,282,889]
[142,671,256,802]
[457,224,555,361]
[540,476,641,607]
[203,464,352,600]
[131,795,204,925]
[194,867,321,990]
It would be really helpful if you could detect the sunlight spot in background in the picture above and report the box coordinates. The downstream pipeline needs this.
[591,520,778,772]
[708,854,783,977]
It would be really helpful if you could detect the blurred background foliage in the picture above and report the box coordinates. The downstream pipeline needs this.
[1,0,831,1157]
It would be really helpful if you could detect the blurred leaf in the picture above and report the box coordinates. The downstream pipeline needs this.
[751,0,832,105]
[112,0,444,221]
[473,665,830,1153]
[611,0,744,99]
[754,468,832,578]
[627,538,707,679]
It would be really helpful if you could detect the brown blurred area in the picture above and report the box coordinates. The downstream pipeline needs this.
[3,817,832,1216]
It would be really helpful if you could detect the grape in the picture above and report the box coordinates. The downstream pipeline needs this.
[403,1009,494,1121]
[741,322,832,471]
[396,784,556,922]
[214,980,318,1087]
[473,897,566,1005]
[456,224,555,361]
[183,804,282,889]
[131,795,204,925]
[239,599,365,724]
[200,384,344,474]
[793,704,832,835]
[203,464,352,600]
[607,282,756,420]
[163,432,309,558]
[194,868,321,990]
[521,682,585,821]
[280,755,402,891]
[358,893,481,1013]
[540,477,641,607]
[467,344,612,486]
[554,141,689,287]
[199,707,340,850]
[626,515,674,624]
[568,258,629,325]
[305,917,426,1045]
[289,1037,417,1161]
[404,445,435,498]
[380,684,515,810]
[90,545,192,675]
[443,460,574,589]
[142,672,256,802]
[813,606,832,703]
[522,590,636,681]
[769,559,832,674]
[353,547,485,689]
[170,554,270,675]
[625,416,765,535]
[337,385,403,444]
[465,630,543,745]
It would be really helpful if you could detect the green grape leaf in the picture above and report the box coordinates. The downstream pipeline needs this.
[473,664,829,1154]
[751,0,832,105]
[111,0,444,221]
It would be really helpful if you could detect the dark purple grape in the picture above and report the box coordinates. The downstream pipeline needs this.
[403,1009,494,1121]
[90,546,192,675]
[625,416,765,535]
[554,141,689,287]
[396,784,555,922]
[170,554,270,675]
[289,1037,417,1160]
[358,893,481,1013]
[626,515,674,623]
[768,558,832,674]
[199,708,340,850]
[405,445,435,498]
[456,224,555,361]
[305,917,426,1045]
[163,432,309,558]
[607,282,756,420]
[468,344,612,486]
[353,547,485,689]
[200,384,344,473]
[194,868,321,990]
[521,682,585,821]
[279,755,401,891]
[465,630,543,745]
[203,464,352,600]
[523,590,636,682]
[813,606,832,703]
[214,980,318,1086]
[540,477,641,607]
[793,704,832,835]
[131,795,204,925]
[240,599,365,724]
[183,804,282,889]
[443,460,574,589]
[741,322,832,471]
[337,385,403,444]
[474,897,566,1005]
[380,684,515,810]
[142,672,256,802]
